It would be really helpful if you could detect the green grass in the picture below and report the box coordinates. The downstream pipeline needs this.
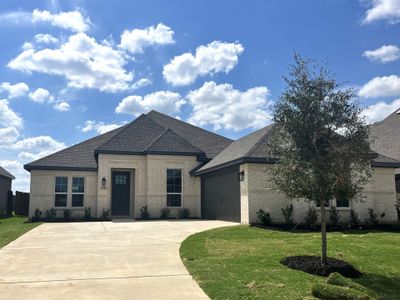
[0,216,42,248]
[180,226,400,300]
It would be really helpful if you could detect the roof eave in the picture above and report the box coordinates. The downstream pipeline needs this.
[24,165,98,172]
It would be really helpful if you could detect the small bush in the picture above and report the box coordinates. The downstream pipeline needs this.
[31,208,42,222]
[63,209,72,221]
[305,206,318,227]
[282,204,294,225]
[329,206,340,227]
[140,205,150,219]
[178,208,190,219]
[327,272,377,298]
[257,209,272,225]
[311,283,372,300]
[84,207,91,220]
[160,207,170,219]
[350,209,360,226]
[45,208,56,221]
[368,208,379,226]
[102,208,110,220]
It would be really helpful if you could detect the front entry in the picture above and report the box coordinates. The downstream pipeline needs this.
[112,171,131,216]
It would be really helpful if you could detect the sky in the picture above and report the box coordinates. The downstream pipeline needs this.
[0,0,400,191]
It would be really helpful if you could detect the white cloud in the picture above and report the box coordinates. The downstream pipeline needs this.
[0,82,29,99]
[362,0,400,24]
[14,135,65,152]
[131,78,152,90]
[32,9,91,32]
[163,41,244,86]
[34,33,59,44]
[81,120,126,134]
[187,81,271,131]
[362,98,400,123]
[363,44,400,63]
[116,91,185,116]
[8,33,133,93]
[53,101,70,111]
[28,88,54,103]
[0,127,19,146]
[0,99,23,128]
[358,75,400,98]
[119,23,174,54]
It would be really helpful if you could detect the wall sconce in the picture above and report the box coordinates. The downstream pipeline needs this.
[238,171,245,181]
[101,177,106,188]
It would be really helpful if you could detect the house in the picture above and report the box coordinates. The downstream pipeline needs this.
[0,166,15,215]
[24,110,400,223]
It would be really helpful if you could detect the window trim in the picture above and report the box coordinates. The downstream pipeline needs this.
[72,176,85,207]
[54,176,68,207]
[166,168,183,208]
[315,199,350,209]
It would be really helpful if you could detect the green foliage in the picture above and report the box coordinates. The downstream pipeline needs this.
[267,54,371,207]
[368,208,379,226]
[45,208,56,221]
[31,208,42,222]
[256,209,272,225]
[160,207,170,219]
[140,205,150,219]
[282,204,294,225]
[350,209,360,226]
[327,272,377,299]
[311,283,371,300]
[0,217,42,248]
[84,207,91,220]
[63,209,72,221]
[102,208,110,220]
[305,206,318,227]
[178,208,190,219]
[329,206,340,227]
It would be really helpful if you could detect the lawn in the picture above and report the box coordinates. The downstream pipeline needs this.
[180,226,400,300]
[0,216,42,248]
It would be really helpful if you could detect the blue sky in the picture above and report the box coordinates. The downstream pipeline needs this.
[0,0,400,191]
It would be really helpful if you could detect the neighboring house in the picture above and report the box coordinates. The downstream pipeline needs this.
[25,110,400,224]
[369,108,400,196]
[0,166,14,215]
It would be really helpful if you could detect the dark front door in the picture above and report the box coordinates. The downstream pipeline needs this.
[112,171,130,216]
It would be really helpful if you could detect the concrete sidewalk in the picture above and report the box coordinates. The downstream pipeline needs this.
[0,220,236,299]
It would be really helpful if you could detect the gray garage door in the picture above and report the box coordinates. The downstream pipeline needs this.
[201,165,240,222]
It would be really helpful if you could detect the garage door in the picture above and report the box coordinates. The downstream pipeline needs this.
[201,165,240,222]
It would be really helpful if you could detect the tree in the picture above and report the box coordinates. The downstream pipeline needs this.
[267,54,372,264]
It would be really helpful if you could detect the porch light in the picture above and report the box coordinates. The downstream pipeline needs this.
[101,177,106,187]
[238,171,245,181]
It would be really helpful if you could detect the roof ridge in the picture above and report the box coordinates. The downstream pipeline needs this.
[244,124,274,157]
[144,128,169,151]
[147,110,233,141]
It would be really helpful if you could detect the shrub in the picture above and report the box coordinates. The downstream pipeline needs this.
[311,283,372,300]
[140,205,150,219]
[178,208,190,219]
[327,272,377,299]
[329,206,340,227]
[63,209,72,221]
[84,207,91,220]
[281,204,294,225]
[45,208,56,221]
[350,209,360,227]
[305,206,318,227]
[160,207,170,219]
[256,209,272,225]
[368,208,379,226]
[102,208,110,220]
[31,208,42,222]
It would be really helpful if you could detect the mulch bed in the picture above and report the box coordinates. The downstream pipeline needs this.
[280,255,362,278]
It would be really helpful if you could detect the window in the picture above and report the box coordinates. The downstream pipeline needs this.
[55,177,68,207]
[166,169,182,207]
[72,177,85,207]
[115,175,127,184]
[336,198,349,208]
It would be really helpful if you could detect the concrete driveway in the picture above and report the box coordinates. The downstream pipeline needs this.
[0,220,236,300]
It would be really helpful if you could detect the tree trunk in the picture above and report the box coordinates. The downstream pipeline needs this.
[320,199,327,265]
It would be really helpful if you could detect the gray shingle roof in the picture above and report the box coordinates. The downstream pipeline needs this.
[25,111,231,171]
[197,124,274,173]
[370,108,400,161]
[0,166,15,179]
